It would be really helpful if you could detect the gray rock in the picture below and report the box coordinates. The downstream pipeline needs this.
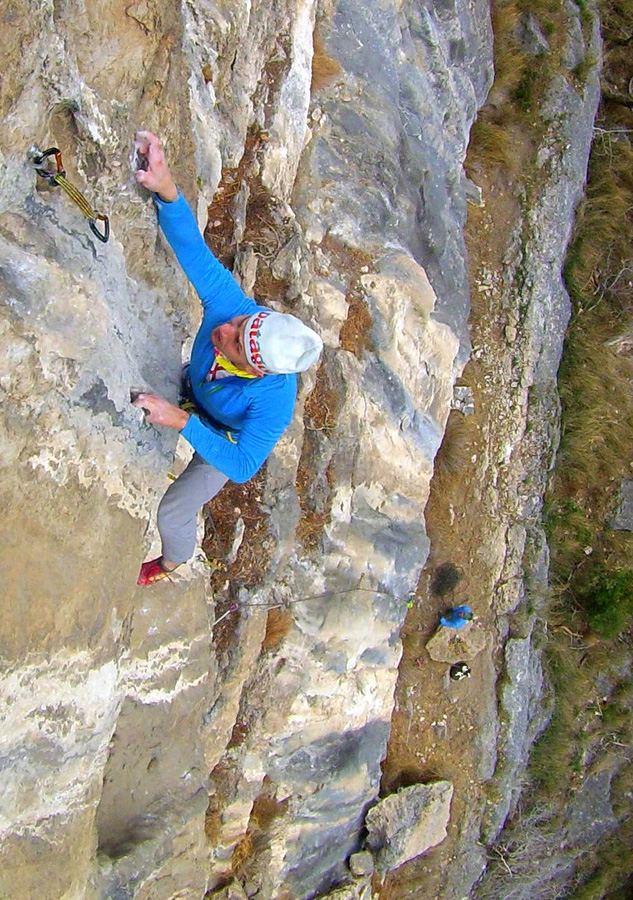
[426,623,488,663]
[214,883,250,900]
[565,770,618,848]
[517,12,551,56]
[365,781,453,873]
[462,176,485,207]
[234,245,259,295]
[315,881,373,900]
[609,478,633,530]
[452,384,476,415]
[482,632,548,842]
[349,851,374,877]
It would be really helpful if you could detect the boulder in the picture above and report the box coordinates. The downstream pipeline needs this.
[349,850,374,877]
[365,781,453,873]
[426,623,488,663]
[609,478,633,531]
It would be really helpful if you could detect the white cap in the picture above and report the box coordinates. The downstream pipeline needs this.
[244,310,323,375]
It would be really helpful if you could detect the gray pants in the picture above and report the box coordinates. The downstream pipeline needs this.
[157,452,228,564]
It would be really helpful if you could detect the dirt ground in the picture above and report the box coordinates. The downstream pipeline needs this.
[379,162,529,899]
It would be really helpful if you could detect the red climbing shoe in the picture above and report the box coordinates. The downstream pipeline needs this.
[137,557,174,586]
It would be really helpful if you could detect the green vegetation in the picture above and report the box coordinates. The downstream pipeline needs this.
[549,90,633,637]
[580,566,633,638]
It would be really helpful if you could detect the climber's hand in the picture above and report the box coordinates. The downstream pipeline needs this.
[134,131,178,203]
[132,392,189,431]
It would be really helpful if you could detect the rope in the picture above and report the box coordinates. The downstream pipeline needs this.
[204,510,405,616]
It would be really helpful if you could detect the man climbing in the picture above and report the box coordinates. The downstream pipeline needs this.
[132,131,323,585]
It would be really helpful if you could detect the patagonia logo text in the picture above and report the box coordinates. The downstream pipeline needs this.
[248,311,271,371]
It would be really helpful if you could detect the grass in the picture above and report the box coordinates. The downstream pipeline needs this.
[311,32,342,93]
[295,447,334,551]
[526,632,590,796]
[294,362,340,551]
[228,783,288,884]
[293,233,374,553]
[202,465,273,593]
[563,136,633,316]
[580,565,633,638]
[303,360,340,434]
[490,1,531,97]
[547,124,633,620]
[569,816,633,900]
[468,0,595,176]
[431,409,475,481]
[204,124,297,304]
[533,94,633,898]
[261,606,294,651]
[319,234,375,357]
[466,117,518,171]
[570,54,598,89]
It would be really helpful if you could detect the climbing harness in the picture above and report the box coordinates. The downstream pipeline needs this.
[29,145,110,243]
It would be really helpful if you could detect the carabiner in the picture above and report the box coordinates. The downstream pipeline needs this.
[29,145,110,243]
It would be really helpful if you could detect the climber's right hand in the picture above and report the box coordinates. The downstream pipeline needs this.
[134,131,178,203]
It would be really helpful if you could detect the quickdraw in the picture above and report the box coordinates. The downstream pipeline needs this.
[29,145,110,243]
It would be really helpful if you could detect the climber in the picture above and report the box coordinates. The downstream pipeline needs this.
[439,605,474,628]
[132,131,323,585]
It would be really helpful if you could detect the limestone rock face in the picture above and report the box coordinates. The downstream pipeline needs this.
[0,1,491,898]
[365,781,454,874]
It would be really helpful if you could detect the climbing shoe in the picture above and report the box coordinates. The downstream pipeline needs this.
[137,557,176,586]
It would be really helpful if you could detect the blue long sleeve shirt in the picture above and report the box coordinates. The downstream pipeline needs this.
[155,192,297,483]
[439,605,473,628]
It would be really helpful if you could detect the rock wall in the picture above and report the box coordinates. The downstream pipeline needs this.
[0,1,493,898]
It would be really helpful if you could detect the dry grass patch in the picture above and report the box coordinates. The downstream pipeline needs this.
[227,711,253,749]
[250,787,289,828]
[205,759,237,843]
[304,360,340,434]
[261,606,294,651]
[203,466,273,593]
[489,1,530,102]
[548,128,633,593]
[431,409,476,482]
[339,290,374,356]
[545,69,633,621]
[295,363,341,551]
[467,116,519,172]
[204,126,261,266]
[565,136,633,315]
[228,784,289,883]
[295,455,335,551]
[204,123,296,305]
[230,832,255,876]
[319,234,375,356]
[471,0,581,174]
[311,31,342,92]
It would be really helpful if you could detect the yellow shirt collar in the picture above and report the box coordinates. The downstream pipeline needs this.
[214,351,258,379]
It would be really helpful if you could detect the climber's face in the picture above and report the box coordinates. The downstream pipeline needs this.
[211,315,257,374]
